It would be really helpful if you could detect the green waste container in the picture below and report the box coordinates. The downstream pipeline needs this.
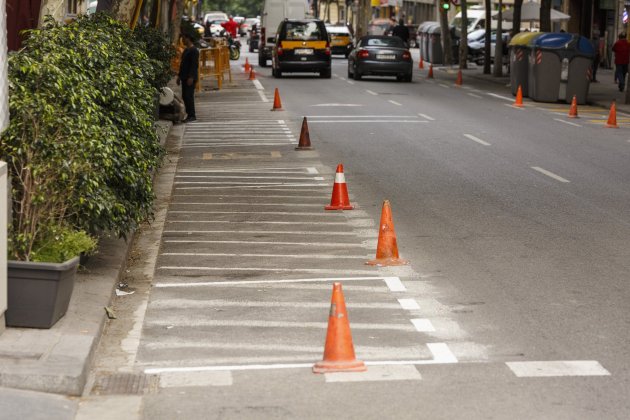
[528,33,595,104]
[509,32,543,96]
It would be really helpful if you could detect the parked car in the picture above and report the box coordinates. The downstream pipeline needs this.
[207,19,228,36]
[347,35,412,82]
[326,24,353,57]
[272,19,331,78]
[203,11,228,25]
[467,31,509,64]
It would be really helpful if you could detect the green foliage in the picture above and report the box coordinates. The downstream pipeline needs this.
[31,226,98,263]
[0,13,165,261]
[133,24,176,90]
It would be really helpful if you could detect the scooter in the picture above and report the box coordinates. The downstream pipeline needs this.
[219,30,241,61]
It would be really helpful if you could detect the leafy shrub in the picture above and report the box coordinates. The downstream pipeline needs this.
[0,14,165,261]
[31,226,98,263]
[133,25,176,90]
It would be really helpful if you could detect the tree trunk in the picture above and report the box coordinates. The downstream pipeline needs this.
[459,0,468,70]
[493,0,503,77]
[160,0,170,34]
[511,0,523,37]
[170,0,183,44]
[439,5,452,65]
[38,0,64,24]
[483,0,491,74]
[539,0,552,33]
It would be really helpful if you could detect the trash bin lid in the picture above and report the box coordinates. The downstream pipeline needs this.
[509,31,543,47]
[576,35,595,55]
[428,23,442,34]
[531,32,574,49]
[418,21,437,33]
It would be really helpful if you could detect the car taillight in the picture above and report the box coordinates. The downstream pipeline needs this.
[358,49,369,59]
[277,47,284,55]
[325,42,331,55]
[402,51,411,60]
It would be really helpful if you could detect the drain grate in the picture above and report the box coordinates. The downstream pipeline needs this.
[91,372,158,395]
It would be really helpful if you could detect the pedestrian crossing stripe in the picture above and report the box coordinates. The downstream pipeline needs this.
[203,152,282,160]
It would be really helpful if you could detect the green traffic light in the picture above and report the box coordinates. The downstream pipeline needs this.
[441,2,450,10]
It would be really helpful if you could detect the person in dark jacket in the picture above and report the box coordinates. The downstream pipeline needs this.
[177,33,199,122]
[391,18,410,46]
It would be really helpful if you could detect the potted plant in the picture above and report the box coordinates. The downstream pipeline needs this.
[0,15,165,328]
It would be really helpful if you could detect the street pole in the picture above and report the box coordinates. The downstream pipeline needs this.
[0,0,9,334]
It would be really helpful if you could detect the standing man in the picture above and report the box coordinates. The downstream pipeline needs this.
[177,33,199,123]
[612,33,629,92]
[221,16,239,39]
[391,18,410,47]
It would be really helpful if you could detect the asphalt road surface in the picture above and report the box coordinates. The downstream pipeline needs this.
[81,50,630,420]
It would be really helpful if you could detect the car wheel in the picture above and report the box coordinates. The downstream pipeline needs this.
[396,75,404,82]
[353,67,361,81]
[258,55,266,67]
[320,68,331,79]
[405,73,412,83]
[347,67,352,78]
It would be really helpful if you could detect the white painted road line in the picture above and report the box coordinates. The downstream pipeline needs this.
[487,92,514,101]
[306,115,417,118]
[384,277,406,292]
[257,90,269,103]
[553,118,581,127]
[159,371,233,388]
[388,100,402,106]
[163,229,357,235]
[154,276,397,288]
[418,113,435,121]
[506,361,610,377]
[148,319,416,331]
[366,89,378,95]
[252,80,264,90]
[163,239,365,247]
[347,80,355,85]
[143,342,458,374]
[150,299,401,310]
[531,166,570,183]
[308,120,427,123]
[467,93,483,99]
[167,210,342,216]
[398,298,420,310]
[160,252,367,259]
[167,220,350,226]
[463,134,491,146]
[175,175,324,180]
[411,319,436,332]
[157,266,378,274]
[170,202,322,207]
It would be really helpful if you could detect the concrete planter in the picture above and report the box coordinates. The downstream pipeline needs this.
[6,256,80,328]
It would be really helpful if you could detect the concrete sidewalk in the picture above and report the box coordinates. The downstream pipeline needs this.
[0,121,172,405]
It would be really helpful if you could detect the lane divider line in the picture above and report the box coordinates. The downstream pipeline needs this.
[366,89,378,95]
[487,92,514,101]
[418,113,435,121]
[397,298,420,310]
[257,90,269,103]
[411,319,436,332]
[463,133,491,146]
[531,166,570,183]
[388,100,403,106]
[553,118,581,127]
[252,80,264,90]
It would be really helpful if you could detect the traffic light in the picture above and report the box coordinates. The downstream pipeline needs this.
[440,0,451,11]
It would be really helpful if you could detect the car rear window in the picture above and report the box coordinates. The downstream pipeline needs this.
[327,26,350,35]
[362,37,404,47]
[283,22,325,41]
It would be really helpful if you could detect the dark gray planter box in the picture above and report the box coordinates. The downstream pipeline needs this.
[6,256,80,328]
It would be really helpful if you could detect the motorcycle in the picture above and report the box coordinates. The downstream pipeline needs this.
[220,30,241,61]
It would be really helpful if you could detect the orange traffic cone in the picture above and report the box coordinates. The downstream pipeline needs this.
[366,200,409,266]
[455,69,463,86]
[419,56,424,70]
[271,88,283,111]
[427,64,434,79]
[313,283,366,374]
[513,85,524,108]
[243,57,250,72]
[568,95,578,118]
[606,101,619,128]
[325,164,354,210]
[248,68,256,80]
[295,117,312,150]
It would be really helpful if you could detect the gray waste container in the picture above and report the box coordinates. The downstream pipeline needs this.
[417,22,435,62]
[427,23,443,65]
[509,32,543,96]
[528,33,595,104]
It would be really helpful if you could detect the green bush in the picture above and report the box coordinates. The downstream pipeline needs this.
[133,25,176,90]
[31,226,98,263]
[0,14,165,261]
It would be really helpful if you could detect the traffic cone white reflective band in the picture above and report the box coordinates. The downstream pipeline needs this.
[335,172,346,183]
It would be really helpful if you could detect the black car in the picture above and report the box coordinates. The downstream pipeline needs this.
[347,36,413,82]
[272,19,332,78]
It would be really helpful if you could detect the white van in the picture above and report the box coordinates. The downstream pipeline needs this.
[258,0,308,67]
[451,6,512,33]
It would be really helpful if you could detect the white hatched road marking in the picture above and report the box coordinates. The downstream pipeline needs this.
[252,80,264,90]
[366,89,378,95]
[506,361,610,377]
[418,113,435,121]
[157,266,378,274]
[163,240,365,247]
[553,118,581,127]
[148,319,416,331]
[160,252,367,259]
[388,100,402,106]
[306,115,417,118]
[384,277,406,292]
[411,319,436,332]
[149,299,401,310]
[154,276,402,288]
[531,166,570,183]
[309,120,427,123]
[398,298,420,310]
[467,93,482,99]
[487,92,514,101]
[325,365,421,383]
[257,90,268,102]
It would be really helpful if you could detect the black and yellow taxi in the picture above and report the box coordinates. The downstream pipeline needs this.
[326,24,353,57]
[271,19,332,78]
